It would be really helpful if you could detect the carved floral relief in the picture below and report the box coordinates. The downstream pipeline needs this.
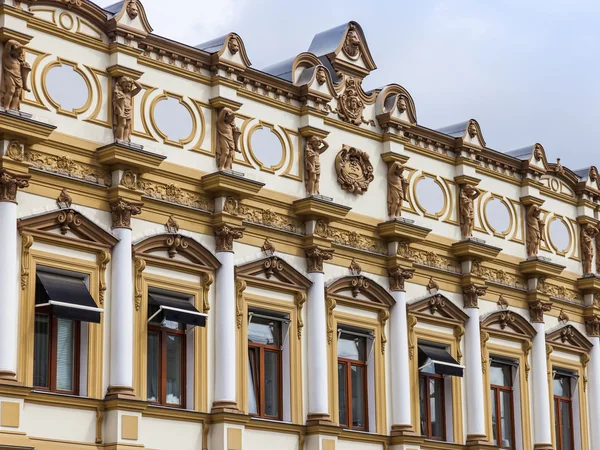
[335,145,373,195]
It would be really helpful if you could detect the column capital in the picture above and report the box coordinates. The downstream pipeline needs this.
[462,283,487,308]
[585,315,600,337]
[0,169,30,203]
[529,300,552,323]
[388,266,414,291]
[110,198,143,229]
[214,223,244,252]
[305,245,334,273]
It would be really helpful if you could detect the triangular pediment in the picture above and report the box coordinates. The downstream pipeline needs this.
[481,310,536,338]
[235,256,311,290]
[407,293,468,324]
[326,275,394,307]
[18,209,118,248]
[133,233,220,269]
[546,324,592,353]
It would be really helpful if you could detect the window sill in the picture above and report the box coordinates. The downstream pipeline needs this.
[28,390,100,409]
[247,417,302,433]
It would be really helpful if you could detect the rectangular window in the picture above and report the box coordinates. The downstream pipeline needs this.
[553,372,574,450]
[337,330,369,431]
[247,312,283,420]
[490,361,515,449]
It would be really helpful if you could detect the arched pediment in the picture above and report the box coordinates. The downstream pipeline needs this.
[235,255,311,290]
[481,310,536,338]
[546,324,592,353]
[407,293,468,324]
[326,275,394,307]
[133,233,220,269]
[195,32,251,68]
[376,84,418,128]
[436,119,486,148]
[18,208,118,248]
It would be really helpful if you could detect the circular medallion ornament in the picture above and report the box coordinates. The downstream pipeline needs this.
[335,145,374,195]
[342,25,361,60]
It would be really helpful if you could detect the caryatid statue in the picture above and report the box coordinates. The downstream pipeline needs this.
[215,107,241,171]
[304,136,329,196]
[581,224,599,275]
[1,39,31,111]
[113,76,142,142]
[526,204,544,258]
[459,184,481,239]
[387,161,409,218]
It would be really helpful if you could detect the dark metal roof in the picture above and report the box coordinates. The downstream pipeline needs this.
[103,1,124,15]
[261,56,297,81]
[435,121,469,138]
[194,35,229,53]
[307,22,348,57]
[573,168,590,179]
[504,145,535,160]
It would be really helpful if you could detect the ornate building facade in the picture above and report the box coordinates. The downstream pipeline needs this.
[0,2,598,450]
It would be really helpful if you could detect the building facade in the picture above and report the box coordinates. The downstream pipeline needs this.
[0,1,598,450]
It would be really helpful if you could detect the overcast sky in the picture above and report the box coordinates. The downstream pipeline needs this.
[98,0,600,171]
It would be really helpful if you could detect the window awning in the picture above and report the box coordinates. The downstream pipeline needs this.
[35,272,102,323]
[418,344,464,377]
[148,293,207,327]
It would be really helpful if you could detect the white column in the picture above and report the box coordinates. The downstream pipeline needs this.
[390,290,412,433]
[0,202,18,380]
[307,271,330,422]
[589,336,600,449]
[531,321,552,448]
[213,251,237,410]
[108,227,134,395]
[464,307,487,444]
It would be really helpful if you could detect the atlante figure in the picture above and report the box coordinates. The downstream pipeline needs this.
[526,204,544,258]
[304,136,329,196]
[387,161,409,218]
[216,107,241,171]
[459,184,481,239]
[113,76,142,142]
[1,39,31,111]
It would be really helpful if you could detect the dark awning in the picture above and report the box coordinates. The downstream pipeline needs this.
[418,344,464,377]
[35,272,102,323]
[148,293,207,327]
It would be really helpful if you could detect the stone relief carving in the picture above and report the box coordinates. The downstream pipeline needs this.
[315,67,327,85]
[97,251,110,305]
[315,221,386,254]
[6,140,23,161]
[379,310,389,355]
[261,238,275,256]
[467,121,478,138]
[388,266,414,291]
[223,196,238,215]
[581,224,598,275]
[426,277,439,294]
[462,284,487,308]
[214,224,244,252]
[536,278,582,303]
[335,145,373,195]
[585,315,600,337]
[472,260,526,289]
[56,188,72,209]
[134,258,146,311]
[126,0,139,19]
[529,300,552,323]
[165,215,179,234]
[238,205,304,234]
[304,136,329,197]
[342,24,361,59]
[348,258,361,276]
[26,151,112,186]
[1,39,31,111]
[397,95,407,114]
[400,243,461,274]
[459,184,481,239]
[110,198,142,229]
[216,107,241,171]
[137,179,214,211]
[227,37,240,55]
[0,170,29,202]
[333,77,373,126]
[120,170,137,189]
[387,161,409,218]
[554,158,564,175]
[305,245,334,273]
[526,205,544,258]
[113,76,142,142]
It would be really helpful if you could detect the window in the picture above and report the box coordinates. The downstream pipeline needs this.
[337,329,371,430]
[247,311,286,420]
[33,270,101,394]
[146,291,207,408]
[490,361,515,449]
[418,343,463,441]
[553,372,575,450]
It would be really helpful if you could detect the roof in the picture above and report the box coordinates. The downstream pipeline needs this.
[504,145,535,160]
[435,121,470,138]
[194,35,230,53]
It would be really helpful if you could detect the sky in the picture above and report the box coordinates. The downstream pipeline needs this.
[96,0,600,171]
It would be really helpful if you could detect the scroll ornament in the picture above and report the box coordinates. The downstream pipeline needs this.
[335,145,373,194]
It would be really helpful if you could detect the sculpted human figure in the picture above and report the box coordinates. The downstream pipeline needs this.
[1,39,31,110]
[581,225,599,275]
[387,161,409,218]
[216,107,241,171]
[459,184,481,239]
[304,136,329,196]
[113,76,142,142]
[526,204,544,258]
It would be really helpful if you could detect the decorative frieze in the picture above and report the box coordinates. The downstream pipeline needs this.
[462,284,487,308]
[110,198,143,229]
[137,179,214,211]
[315,221,386,254]
[388,266,414,291]
[305,245,334,273]
[26,151,111,186]
[472,260,525,289]
[400,244,461,273]
[0,170,29,202]
[536,277,582,303]
[528,301,552,323]
[238,205,304,234]
[214,224,244,252]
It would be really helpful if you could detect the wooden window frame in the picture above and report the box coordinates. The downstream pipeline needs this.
[554,376,575,450]
[337,355,369,431]
[419,371,446,441]
[490,364,516,450]
[34,313,81,395]
[147,323,186,408]
[247,322,283,420]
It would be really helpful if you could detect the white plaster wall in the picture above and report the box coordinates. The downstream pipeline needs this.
[21,403,96,442]
[139,416,203,450]
[244,428,299,450]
